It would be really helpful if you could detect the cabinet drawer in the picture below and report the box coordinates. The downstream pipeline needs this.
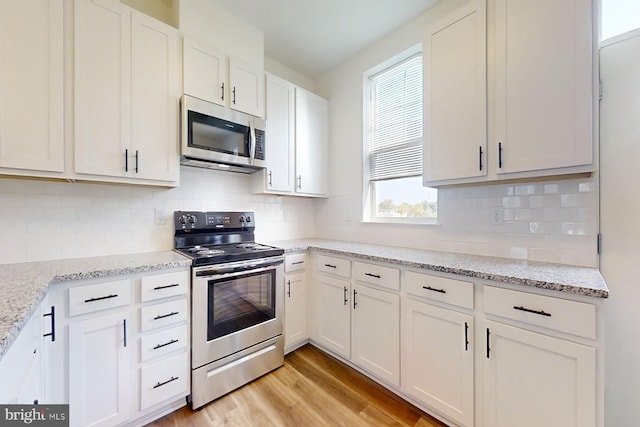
[353,261,400,291]
[317,254,351,278]
[140,325,188,362]
[405,271,474,309]
[285,253,307,272]
[140,352,189,410]
[140,270,189,302]
[484,286,596,339]
[140,298,188,332]
[68,279,131,316]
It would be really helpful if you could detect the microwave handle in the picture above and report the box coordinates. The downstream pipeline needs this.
[249,123,256,164]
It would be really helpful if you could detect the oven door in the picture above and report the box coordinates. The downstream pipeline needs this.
[191,256,284,369]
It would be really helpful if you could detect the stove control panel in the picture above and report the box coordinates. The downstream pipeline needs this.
[174,211,255,230]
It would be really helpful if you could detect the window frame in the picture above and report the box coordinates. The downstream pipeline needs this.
[362,44,438,225]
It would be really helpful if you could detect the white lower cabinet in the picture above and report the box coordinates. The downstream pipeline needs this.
[483,320,596,427]
[315,273,351,359]
[68,311,133,427]
[351,283,400,387]
[284,272,308,351]
[46,267,190,427]
[403,299,474,426]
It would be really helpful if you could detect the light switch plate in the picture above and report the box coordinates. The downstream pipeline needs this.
[155,208,167,225]
[490,207,503,225]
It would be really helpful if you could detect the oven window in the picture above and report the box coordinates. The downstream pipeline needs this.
[206,269,276,341]
[189,110,249,157]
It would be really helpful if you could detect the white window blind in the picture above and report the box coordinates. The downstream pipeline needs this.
[368,54,423,181]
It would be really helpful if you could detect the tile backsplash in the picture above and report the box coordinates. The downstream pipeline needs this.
[0,167,317,265]
[315,175,599,267]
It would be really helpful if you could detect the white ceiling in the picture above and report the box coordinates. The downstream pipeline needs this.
[215,0,440,78]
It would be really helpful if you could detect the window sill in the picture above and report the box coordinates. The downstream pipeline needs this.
[361,218,440,226]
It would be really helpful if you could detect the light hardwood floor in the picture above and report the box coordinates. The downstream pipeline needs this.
[148,344,448,427]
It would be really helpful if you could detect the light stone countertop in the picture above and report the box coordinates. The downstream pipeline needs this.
[267,239,609,299]
[0,251,192,362]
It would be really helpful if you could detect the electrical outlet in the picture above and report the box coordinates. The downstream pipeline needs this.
[155,208,167,225]
[490,207,503,225]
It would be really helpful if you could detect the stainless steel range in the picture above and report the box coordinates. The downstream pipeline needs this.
[174,211,285,410]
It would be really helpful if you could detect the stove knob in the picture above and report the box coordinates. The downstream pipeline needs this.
[239,215,246,223]
[246,215,251,223]
[178,215,187,226]
[187,214,197,226]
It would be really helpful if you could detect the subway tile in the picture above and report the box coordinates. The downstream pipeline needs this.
[502,196,528,208]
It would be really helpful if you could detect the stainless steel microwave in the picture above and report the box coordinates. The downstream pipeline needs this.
[180,95,266,174]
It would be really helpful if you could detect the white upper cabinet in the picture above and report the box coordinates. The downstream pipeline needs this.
[182,37,227,106]
[74,0,180,184]
[263,74,295,193]
[229,57,265,117]
[295,88,329,197]
[423,0,487,184]
[495,0,593,175]
[131,12,180,182]
[0,0,63,173]
[183,36,265,117]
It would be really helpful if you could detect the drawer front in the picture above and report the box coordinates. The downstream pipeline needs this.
[405,271,474,309]
[317,254,351,278]
[140,325,188,362]
[484,286,596,339]
[140,352,189,410]
[285,253,307,272]
[140,298,188,332]
[68,279,131,316]
[353,261,400,291]
[140,270,189,302]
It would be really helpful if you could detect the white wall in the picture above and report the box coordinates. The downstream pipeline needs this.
[314,0,599,267]
[264,57,316,93]
[0,167,316,265]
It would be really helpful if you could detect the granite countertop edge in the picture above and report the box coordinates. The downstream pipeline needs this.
[0,251,192,362]
[268,239,609,299]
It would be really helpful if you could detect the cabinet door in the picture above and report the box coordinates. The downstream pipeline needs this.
[423,0,486,183]
[74,0,131,178]
[495,0,593,174]
[131,12,179,182]
[69,312,133,427]
[229,57,265,117]
[182,37,227,106]
[316,274,351,359]
[0,0,63,172]
[351,284,400,387]
[404,299,473,426]
[284,272,308,349]
[295,88,329,197]
[264,74,295,193]
[484,320,596,427]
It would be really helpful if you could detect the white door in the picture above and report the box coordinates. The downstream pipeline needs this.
[229,57,265,117]
[131,11,179,182]
[264,74,295,193]
[284,272,308,349]
[0,0,63,172]
[599,29,640,427]
[404,299,474,426]
[182,37,227,106]
[423,0,486,184]
[316,275,351,359]
[494,0,592,173]
[295,88,329,196]
[69,312,133,427]
[351,284,400,387]
[74,0,131,177]
[484,320,596,427]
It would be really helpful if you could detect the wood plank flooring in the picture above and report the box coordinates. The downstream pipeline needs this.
[147,344,448,427]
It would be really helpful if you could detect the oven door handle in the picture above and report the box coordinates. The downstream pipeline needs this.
[195,258,283,277]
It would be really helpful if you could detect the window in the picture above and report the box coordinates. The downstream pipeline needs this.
[364,50,437,223]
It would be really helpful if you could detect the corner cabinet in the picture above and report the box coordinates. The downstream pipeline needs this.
[494,0,593,175]
[253,77,329,198]
[423,0,487,185]
[183,36,265,117]
[0,0,64,174]
[74,0,180,184]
